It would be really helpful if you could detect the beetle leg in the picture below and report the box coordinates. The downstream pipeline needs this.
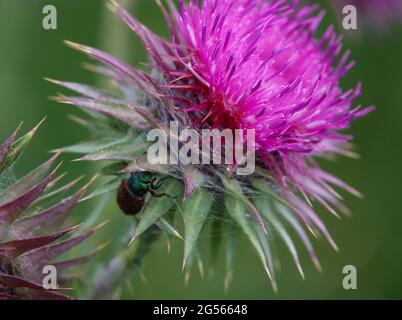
[153,176,169,190]
[149,190,167,198]
[150,188,178,200]
[139,177,153,185]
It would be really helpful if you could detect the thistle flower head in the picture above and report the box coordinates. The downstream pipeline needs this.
[49,0,372,293]
[174,0,358,149]
[0,122,101,299]
[168,0,373,180]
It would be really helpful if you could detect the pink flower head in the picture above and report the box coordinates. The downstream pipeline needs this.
[173,0,370,155]
[169,0,372,207]
[54,0,373,276]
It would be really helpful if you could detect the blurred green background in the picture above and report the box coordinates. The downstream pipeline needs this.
[0,0,401,299]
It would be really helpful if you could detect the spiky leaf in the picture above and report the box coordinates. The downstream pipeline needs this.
[132,179,182,241]
[182,189,213,267]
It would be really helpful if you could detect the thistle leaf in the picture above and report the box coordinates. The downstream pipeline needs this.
[183,244,204,284]
[0,292,16,299]
[221,177,268,235]
[251,178,292,209]
[64,40,160,98]
[210,209,224,266]
[132,179,182,241]
[253,219,277,292]
[182,189,213,267]
[76,135,147,162]
[0,119,45,172]
[275,203,322,271]
[0,274,69,294]
[0,165,60,229]
[155,217,183,240]
[79,178,121,202]
[0,123,22,171]
[252,178,338,252]
[55,95,149,129]
[67,114,113,134]
[100,162,128,176]
[252,178,321,270]
[0,153,59,206]
[34,175,83,206]
[53,242,108,271]
[56,136,128,155]
[224,188,276,290]
[45,78,115,101]
[11,189,83,237]
[0,226,77,259]
[253,196,304,279]
[19,224,103,270]
[224,222,239,292]
[0,123,101,299]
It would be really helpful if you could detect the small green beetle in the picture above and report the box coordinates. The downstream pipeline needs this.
[117,172,168,216]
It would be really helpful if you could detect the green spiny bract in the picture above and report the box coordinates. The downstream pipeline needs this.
[0,122,101,299]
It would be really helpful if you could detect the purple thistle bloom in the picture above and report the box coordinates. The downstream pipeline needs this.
[171,1,369,151]
[51,0,373,288]
[163,0,372,222]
